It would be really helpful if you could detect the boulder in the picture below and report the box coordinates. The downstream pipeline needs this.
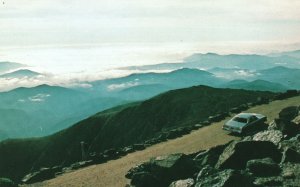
[196,165,214,180]
[194,124,203,130]
[132,144,146,151]
[215,141,282,170]
[274,90,299,100]
[195,169,253,187]
[127,153,197,187]
[208,113,225,123]
[103,148,119,159]
[22,167,56,184]
[131,172,160,187]
[289,134,300,141]
[292,115,300,125]
[70,160,93,170]
[194,143,229,168]
[281,163,300,186]
[0,178,17,187]
[165,129,188,139]
[254,177,283,186]
[253,130,283,145]
[123,146,135,154]
[169,178,194,187]
[126,163,151,179]
[246,158,281,177]
[255,97,269,105]
[201,121,211,126]
[279,106,299,121]
[281,148,300,163]
[268,119,299,137]
[230,107,242,114]
[91,153,108,164]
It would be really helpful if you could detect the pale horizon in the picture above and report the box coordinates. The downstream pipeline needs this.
[1,0,300,90]
[1,0,300,72]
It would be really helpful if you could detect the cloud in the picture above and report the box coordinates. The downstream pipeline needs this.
[107,82,139,91]
[1,0,299,47]
[28,93,51,102]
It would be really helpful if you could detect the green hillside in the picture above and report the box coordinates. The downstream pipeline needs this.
[224,79,288,92]
[0,86,276,182]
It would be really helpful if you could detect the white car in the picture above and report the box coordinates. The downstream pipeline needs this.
[222,113,267,134]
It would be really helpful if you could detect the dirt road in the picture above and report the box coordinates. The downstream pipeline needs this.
[27,96,300,187]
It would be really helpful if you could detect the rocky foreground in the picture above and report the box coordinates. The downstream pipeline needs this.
[125,106,300,187]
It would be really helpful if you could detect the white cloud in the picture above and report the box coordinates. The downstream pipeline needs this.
[28,93,51,102]
[1,0,299,47]
[107,82,139,91]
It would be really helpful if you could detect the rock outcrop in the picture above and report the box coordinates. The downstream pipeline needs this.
[0,178,17,187]
[126,106,300,187]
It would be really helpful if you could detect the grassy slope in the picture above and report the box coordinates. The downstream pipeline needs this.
[31,95,300,187]
[0,86,275,182]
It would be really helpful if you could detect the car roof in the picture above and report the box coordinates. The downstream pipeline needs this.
[235,113,256,119]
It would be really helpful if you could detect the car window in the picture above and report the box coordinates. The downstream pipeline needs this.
[233,117,248,123]
[248,116,258,123]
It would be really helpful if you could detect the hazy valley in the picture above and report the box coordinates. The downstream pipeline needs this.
[0,49,300,186]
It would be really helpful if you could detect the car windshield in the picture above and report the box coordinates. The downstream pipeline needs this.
[232,117,248,123]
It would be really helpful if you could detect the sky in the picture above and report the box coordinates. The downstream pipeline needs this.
[0,0,300,85]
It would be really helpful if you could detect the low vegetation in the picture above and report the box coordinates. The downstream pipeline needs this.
[0,85,276,182]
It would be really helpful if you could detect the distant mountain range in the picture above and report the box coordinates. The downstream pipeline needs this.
[0,61,25,74]
[0,84,127,140]
[0,85,276,182]
[0,50,300,141]
[268,49,300,59]
[0,49,299,183]
[0,69,41,79]
[121,50,300,71]
[222,79,288,92]
[0,66,299,141]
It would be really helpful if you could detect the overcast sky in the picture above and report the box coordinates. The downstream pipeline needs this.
[0,0,300,90]
[1,0,300,48]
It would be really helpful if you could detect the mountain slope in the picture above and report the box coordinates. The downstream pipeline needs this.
[120,53,300,71]
[89,68,224,100]
[0,86,276,182]
[118,84,171,100]
[223,79,288,92]
[257,66,300,89]
[0,69,41,79]
[268,49,300,59]
[0,84,126,140]
[30,95,300,187]
[0,62,25,74]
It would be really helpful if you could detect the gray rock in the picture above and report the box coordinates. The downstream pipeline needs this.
[246,158,281,177]
[70,160,93,170]
[0,178,17,187]
[194,142,229,168]
[254,176,283,186]
[215,141,282,170]
[22,167,56,184]
[195,169,253,187]
[194,124,203,130]
[279,138,300,153]
[127,153,197,187]
[279,106,299,121]
[131,172,159,187]
[253,130,283,145]
[281,148,300,163]
[281,163,300,186]
[267,118,299,137]
[196,165,216,181]
[126,163,151,179]
[132,144,146,151]
[292,115,300,125]
[169,178,194,187]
